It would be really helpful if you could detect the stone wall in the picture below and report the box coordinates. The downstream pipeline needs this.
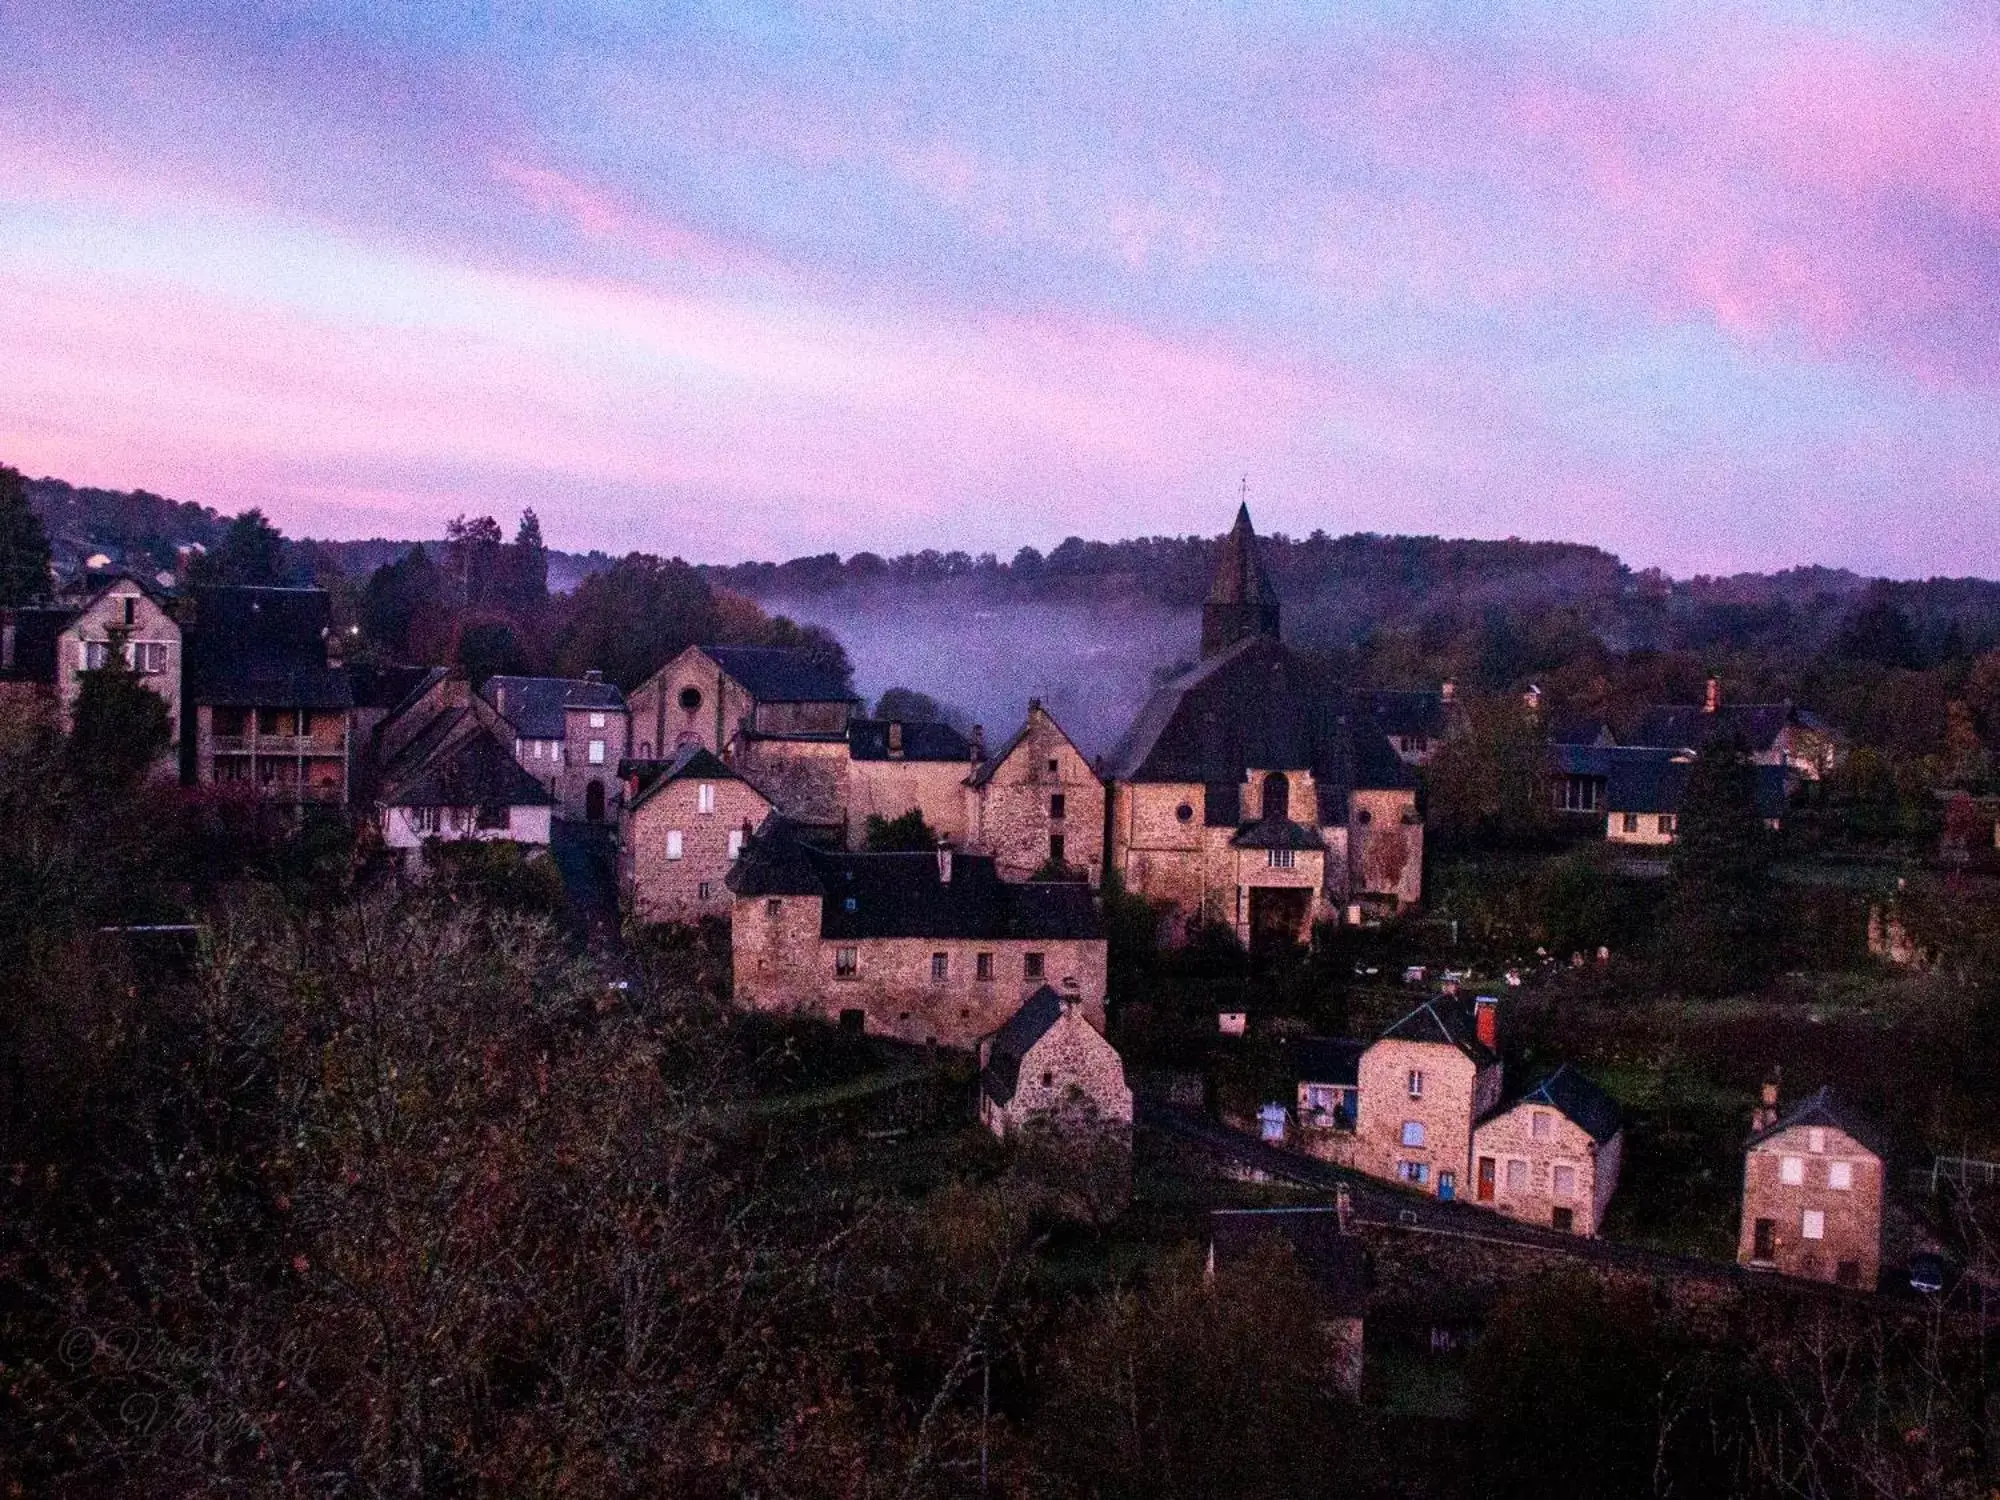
[1738,1124,1883,1288]
[625,774,770,925]
[1353,1039,1497,1198]
[556,703,628,822]
[627,648,758,759]
[1471,1103,1620,1236]
[734,736,850,832]
[982,1002,1132,1138]
[850,756,974,845]
[1348,787,1423,906]
[971,706,1106,882]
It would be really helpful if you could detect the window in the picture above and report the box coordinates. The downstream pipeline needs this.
[728,829,744,859]
[258,708,297,736]
[122,596,136,626]
[1659,813,1677,835]
[1175,802,1195,823]
[475,804,509,831]
[1553,1164,1577,1198]
[1400,1121,1426,1148]
[1024,952,1045,979]
[1802,1209,1826,1240]
[590,711,606,729]
[1041,1069,1054,1088]
[1505,1159,1529,1192]
[834,947,858,978]
[1828,1160,1853,1190]
[666,831,683,859]
[1047,758,1059,775]
[1050,793,1066,820]
[132,641,167,674]
[1557,776,1602,813]
[1552,1206,1575,1233]
[679,686,702,711]
[1531,1111,1552,1142]
[1356,808,1372,826]
[698,782,716,814]
[1267,848,1295,869]
[411,807,441,834]
[1397,1161,1430,1185]
[1780,1156,1805,1185]
[1049,834,1066,866]
[588,739,606,765]
[1807,1128,1826,1154]
[698,881,713,901]
[1753,1218,1776,1261]
[532,740,543,760]
[1407,1069,1424,1099]
[976,952,994,981]
[83,639,108,670]
[1622,813,1641,833]
[931,952,948,982]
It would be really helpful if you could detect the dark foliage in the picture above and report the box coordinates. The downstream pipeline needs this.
[0,463,53,604]
[863,807,940,851]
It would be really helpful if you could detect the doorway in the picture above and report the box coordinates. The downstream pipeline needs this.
[1247,886,1311,954]
[1477,1157,1496,1202]
[585,779,605,823]
[1438,1171,1456,1202]
[1752,1218,1776,1262]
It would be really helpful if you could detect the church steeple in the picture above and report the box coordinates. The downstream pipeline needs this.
[1201,502,1281,657]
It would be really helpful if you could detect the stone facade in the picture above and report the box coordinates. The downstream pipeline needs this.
[1354,1029,1501,1201]
[1472,1101,1623,1236]
[850,754,975,844]
[1738,1104,1883,1289]
[967,701,1105,883]
[980,991,1131,1140]
[622,756,772,925]
[561,700,628,823]
[627,645,763,759]
[54,576,182,750]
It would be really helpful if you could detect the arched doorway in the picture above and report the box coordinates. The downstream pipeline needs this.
[585,779,605,823]
[1262,771,1289,822]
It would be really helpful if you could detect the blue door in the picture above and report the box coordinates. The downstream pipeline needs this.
[1438,1171,1456,1202]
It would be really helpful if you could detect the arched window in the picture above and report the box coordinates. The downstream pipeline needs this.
[1262,772,1289,822]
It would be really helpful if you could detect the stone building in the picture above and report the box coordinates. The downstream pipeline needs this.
[1738,1084,1885,1289]
[965,699,1104,883]
[1354,997,1503,1201]
[183,586,352,804]
[1355,684,1458,767]
[376,722,554,854]
[847,716,979,844]
[1105,505,1423,945]
[49,573,184,753]
[1603,750,1789,846]
[620,745,774,925]
[1628,679,1843,780]
[482,673,629,823]
[979,984,1132,1142]
[1471,1064,1624,1236]
[726,818,1106,1049]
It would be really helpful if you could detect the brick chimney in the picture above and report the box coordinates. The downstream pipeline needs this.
[1751,1070,1781,1132]
[1705,676,1722,714]
[969,725,986,764]
[1440,680,1455,706]
[1473,995,1499,1051]
[936,842,953,884]
[888,721,903,757]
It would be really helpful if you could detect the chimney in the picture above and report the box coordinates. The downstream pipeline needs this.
[1752,1070,1781,1132]
[585,668,604,684]
[1705,677,1721,714]
[970,725,986,763]
[888,721,903,757]
[1522,683,1543,713]
[1028,696,1043,716]
[493,683,506,714]
[1473,995,1499,1051]
[936,842,953,884]
[1440,680,1455,706]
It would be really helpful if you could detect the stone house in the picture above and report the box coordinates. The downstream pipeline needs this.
[1354,997,1503,1201]
[376,721,554,854]
[726,818,1106,1049]
[183,586,352,805]
[1356,684,1458,767]
[1105,506,1423,946]
[1629,679,1843,780]
[50,573,184,753]
[1282,1035,1365,1167]
[620,744,775,925]
[1207,1207,1367,1396]
[1738,1084,1885,1289]
[979,984,1132,1142]
[482,673,629,823]
[965,699,1104,883]
[1604,750,1788,846]
[1471,1064,1624,1236]
[847,715,978,844]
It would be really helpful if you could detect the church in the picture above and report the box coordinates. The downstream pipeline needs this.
[1105,505,1423,946]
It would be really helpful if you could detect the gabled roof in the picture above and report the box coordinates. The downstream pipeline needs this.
[348,663,444,714]
[1208,503,1280,608]
[1229,818,1326,851]
[626,742,773,815]
[185,586,352,710]
[1606,752,1789,818]
[1498,1064,1622,1144]
[1550,718,1616,749]
[967,701,1089,788]
[1285,1036,1364,1089]
[1748,1085,1888,1160]
[482,675,626,740]
[1356,688,1449,741]
[1628,703,1812,756]
[381,723,553,809]
[726,820,1102,942]
[1208,1208,1367,1316]
[1376,997,1497,1066]
[702,645,857,705]
[848,717,974,762]
[60,567,175,608]
[982,985,1067,1105]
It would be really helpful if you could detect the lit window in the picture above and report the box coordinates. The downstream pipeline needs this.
[1531,1111,1552,1142]
[590,712,606,729]
[1407,1070,1424,1099]
[532,741,543,759]
[931,952,948,982]
[1506,1159,1529,1192]
[1780,1156,1804,1185]
[1802,1209,1825,1240]
[588,739,606,765]
[1807,1128,1826,1154]
[1553,1165,1576,1198]
[834,947,858,977]
[698,783,716,814]
[1024,952,1045,979]
[1268,848,1295,869]
[728,830,744,858]
[1400,1121,1426,1147]
[1828,1160,1853,1190]
[666,831,683,860]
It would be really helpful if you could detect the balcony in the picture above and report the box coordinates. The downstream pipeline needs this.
[208,735,344,756]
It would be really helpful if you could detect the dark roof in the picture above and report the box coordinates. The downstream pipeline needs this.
[726,821,1102,941]
[1551,742,1614,777]
[482,675,626,740]
[1606,752,1790,818]
[704,645,858,705]
[1208,1209,1367,1316]
[382,723,553,809]
[1501,1065,1622,1144]
[1748,1085,1889,1159]
[1107,635,1415,799]
[848,717,974,762]
[982,985,1066,1105]
[1229,817,1326,851]
[61,567,174,607]
[184,587,351,710]
[1208,503,1280,607]
[1377,997,1497,1066]
[1,606,74,683]
[1550,717,1616,748]
[1285,1035,1364,1089]
[1629,703,1798,755]
[625,742,772,814]
[1356,688,1449,740]
[348,663,442,713]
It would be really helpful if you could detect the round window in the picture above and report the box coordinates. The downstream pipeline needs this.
[678,686,702,712]
[1175,802,1195,824]
[1356,808,1373,826]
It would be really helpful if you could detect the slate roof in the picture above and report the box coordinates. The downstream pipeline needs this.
[1747,1085,1889,1160]
[1106,635,1416,800]
[1208,1208,1367,1316]
[348,663,443,713]
[1377,997,1497,1066]
[848,717,974,762]
[1356,688,1450,741]
[726,820,1102,941]
[981,985,1067,1105]
[1550,718,1616,748]
[482,675,627,740]
[184,586,352,710]
[1498,1064,1623,1144]
[1551,742,1615,777]
[1606,752,1789,819]
[1229,818,1327,851]
[704,645,858,705]
[1628,703,1821,755]
[1208,503,1280,607]
[0,606,74,682]
[625,742,772,814]
[1285,1036,1365,1089]
[381,723,554,810]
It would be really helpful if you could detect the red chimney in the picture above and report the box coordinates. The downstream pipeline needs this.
[1704,677,1721,714]
[1473,996,1499,1051]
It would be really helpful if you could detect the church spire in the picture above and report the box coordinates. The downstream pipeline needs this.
[1201,502,1281,657]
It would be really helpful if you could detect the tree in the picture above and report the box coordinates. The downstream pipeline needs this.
[362,544,454,662]
[1421,692,1556,850]
[551,553,719,688]
[873,686,972,730]
[1661,737,1775,993]
[188,508,289,587]
[66,628,171,786]
[0,464,52,605]
[863,808,939,851]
